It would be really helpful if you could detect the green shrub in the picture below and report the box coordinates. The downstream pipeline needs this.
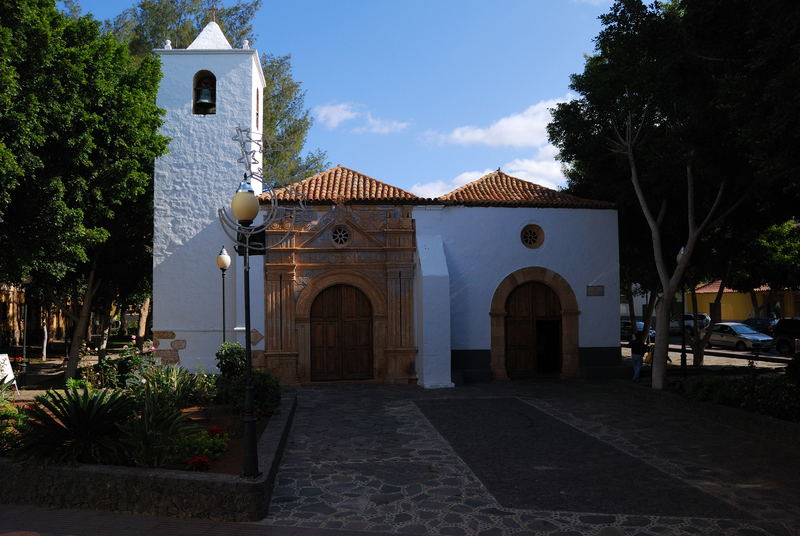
[0,403,26,455]
[17,388,136,465]
[172,426,229,464]
[192,371,217,406]
[0,379,15,405]
[86,346,154,389]
[65,377,91,391]
[215,342,246,378]
[216,370,281,415]
[126,365,202,410]
[118,391,195,467]
[680,374,800,422]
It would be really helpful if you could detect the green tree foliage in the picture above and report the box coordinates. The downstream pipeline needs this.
[107,0,260,57]
[0,0,168,377]
[261,53,328,185]
[548,0,798,388]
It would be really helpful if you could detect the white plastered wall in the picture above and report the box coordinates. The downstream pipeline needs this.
[414,214,455,388]
[153,48,265,372]
[413,205,619,356]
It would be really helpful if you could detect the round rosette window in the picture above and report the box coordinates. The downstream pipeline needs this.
[331,225,350,246]
[520,224,544,249]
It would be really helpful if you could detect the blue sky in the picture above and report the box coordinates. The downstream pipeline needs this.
[76,0,612,196]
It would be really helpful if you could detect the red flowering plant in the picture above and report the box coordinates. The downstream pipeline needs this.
[187,455,211,471]
[207,425,227,437]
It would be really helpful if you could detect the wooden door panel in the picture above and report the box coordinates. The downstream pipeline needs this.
[311,284,373,381]
[505,282,562,378]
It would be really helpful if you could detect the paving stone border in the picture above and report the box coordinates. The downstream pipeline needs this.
[0,394,297,521]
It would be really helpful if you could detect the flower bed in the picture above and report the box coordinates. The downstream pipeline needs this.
[0,394,296,521]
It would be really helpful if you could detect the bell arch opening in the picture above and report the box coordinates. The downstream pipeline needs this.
[193,70,216,115]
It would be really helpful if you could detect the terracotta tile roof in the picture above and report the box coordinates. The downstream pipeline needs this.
[262,165,422,204]
[437,170,614,208]
[694,280,771,294]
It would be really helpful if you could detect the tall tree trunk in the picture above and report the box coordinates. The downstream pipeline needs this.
[97,304,112,364]
[641,291,658,336]
[614,116,727,389]
[749,290,760,318]
[136,295,150,350]
[626,282,637,328]
[119,302,128,336]
[40,309,48,361]
[64,263,100,380]
[765,289,775,317]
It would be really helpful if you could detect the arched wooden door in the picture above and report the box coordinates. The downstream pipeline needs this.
[505,282,562,378]
[310,284,373,381]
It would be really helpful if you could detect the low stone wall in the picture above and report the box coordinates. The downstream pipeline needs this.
[0,394,297,521]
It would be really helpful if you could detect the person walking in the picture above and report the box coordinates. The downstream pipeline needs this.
[630,331,646,382]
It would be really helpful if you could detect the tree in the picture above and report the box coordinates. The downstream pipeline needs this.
[548,0,795,388]
[0,0,168,377]
[107,0,261,58]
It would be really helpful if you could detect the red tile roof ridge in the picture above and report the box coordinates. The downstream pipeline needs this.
[437,169,613,208]
[260,165,423,203]
[694,280,772,293]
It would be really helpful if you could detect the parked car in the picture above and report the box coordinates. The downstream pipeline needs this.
[773,318,800,355]
[669,313,711,335]
[704,322,774,351]
[621,320,655,343]
[742,317,779,335]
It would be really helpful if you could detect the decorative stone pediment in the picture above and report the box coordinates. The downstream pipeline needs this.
[299,216,384,249]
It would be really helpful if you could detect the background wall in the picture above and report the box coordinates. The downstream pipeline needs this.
[414,205,620,352]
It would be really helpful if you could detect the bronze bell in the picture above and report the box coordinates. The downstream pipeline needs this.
[196,88,214,108]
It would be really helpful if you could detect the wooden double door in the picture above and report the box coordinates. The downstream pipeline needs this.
[310,284,374,381]
[505,282,562,378]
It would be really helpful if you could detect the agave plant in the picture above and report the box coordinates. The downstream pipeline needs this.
[118,390,195,467]
[0,379,15,404]
[126,365,202,410]
[16,387,136,465]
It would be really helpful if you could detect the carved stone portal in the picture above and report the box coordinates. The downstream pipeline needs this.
[262,204,417,384]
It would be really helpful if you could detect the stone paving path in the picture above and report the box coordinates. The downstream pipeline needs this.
[260,381,800,535]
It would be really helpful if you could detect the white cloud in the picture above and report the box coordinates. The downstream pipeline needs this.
[313,103,359,130]
[427,96,570,148]
[353,113,410,135]
[410,168,493,198]
[409,145,567,198]
[503,145,566,190]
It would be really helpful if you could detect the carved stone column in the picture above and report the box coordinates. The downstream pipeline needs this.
[384,215,417,383]
[263,234,299,383]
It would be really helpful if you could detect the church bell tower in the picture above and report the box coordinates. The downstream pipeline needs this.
[152,22,266,370]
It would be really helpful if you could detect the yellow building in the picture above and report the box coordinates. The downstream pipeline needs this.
[687,280,800,321]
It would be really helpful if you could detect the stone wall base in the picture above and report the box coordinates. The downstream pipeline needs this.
[0,395,297,521]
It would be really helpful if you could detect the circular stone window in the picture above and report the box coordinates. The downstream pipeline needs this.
[331,225,350,245]
[520,224,544,249]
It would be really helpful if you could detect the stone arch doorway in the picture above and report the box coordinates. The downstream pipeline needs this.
[505,282,562,377]
[490,267,580,380]
[310,284,374,381]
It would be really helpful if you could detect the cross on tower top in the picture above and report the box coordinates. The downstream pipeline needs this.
[209,3,218,22]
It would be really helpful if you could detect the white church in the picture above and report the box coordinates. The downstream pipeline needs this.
[152,23,621,388]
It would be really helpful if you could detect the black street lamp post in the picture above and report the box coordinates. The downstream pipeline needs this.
[217,127,306,478]
[216,246,231,344]
[229,177,260,478]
